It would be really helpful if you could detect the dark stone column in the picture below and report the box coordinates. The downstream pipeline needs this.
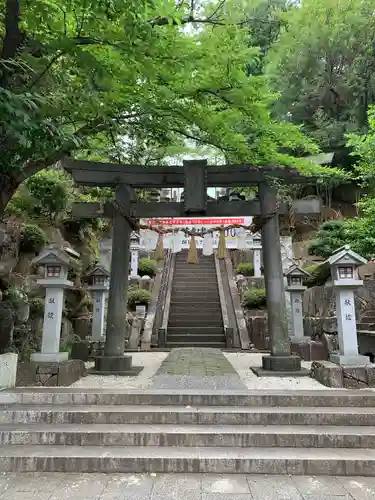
[256,182,303,374]
[94,184,142,375]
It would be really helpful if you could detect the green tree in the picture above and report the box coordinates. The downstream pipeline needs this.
[0,0,322,216]
[266,0,375,152]
[26,170,73,222]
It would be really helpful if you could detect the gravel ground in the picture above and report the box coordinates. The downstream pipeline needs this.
[224,352,331,390]
[69,352,169,388]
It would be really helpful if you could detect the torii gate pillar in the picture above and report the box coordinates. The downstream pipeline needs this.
[252,183,308,376]
[94,185,143,375]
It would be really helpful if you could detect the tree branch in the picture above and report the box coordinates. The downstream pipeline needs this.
[0,0,23,88]
[1,0,22,60]
[28,50,66,89]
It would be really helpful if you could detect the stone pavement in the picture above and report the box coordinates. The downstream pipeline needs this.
[151,348,247,390]
[1,472,375,499]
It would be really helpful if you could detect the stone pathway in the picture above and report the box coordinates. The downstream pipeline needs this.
[69,352,168,389]
[66,350,332,391]
[225,353,332,391]
[151,348,247,390]
[1,472,374,499]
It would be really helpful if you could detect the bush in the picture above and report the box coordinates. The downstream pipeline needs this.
[127,289,152,310]
[242,288,266,309]
[3,287,28,309]
[308,220,347,259]
[6,186,36,218]
[19,223,46,253]
[236,262,254,276]
[26,169,73,221]
[138,258,157,277]
[303,263,331,287]
[29,297,45,317]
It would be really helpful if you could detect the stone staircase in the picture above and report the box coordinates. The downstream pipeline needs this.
[167,250,225,348]
[1,389,375,474]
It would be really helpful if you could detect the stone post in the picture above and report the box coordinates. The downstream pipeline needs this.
[99,185,143,375]
[328,246,370,365]
[256,183,302,373]
[252,232,262,277]
[284,265,310,342]
[31,245,74,363]
[130,232,140,277]
[85,266,110,342]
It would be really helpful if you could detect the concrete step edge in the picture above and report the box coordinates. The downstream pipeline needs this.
[0,445,374,475]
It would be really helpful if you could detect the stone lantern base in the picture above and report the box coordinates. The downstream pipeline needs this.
[31,352,69,363]
[90,355,143,376]
[330,353,370,366]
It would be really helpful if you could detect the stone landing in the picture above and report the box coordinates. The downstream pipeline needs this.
[151,347,247,390]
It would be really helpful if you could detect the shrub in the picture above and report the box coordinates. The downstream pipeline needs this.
[29,297,45,317]
[127,289,152,310]
[236,262,254,276]
[303,263,331,287]
[6,186,36,218]
[138,258,157,277]
[242,288,266,309]
[19,223,46,253]
[26,169,73,221]
[308,220,347,259]
[3,287,28,309]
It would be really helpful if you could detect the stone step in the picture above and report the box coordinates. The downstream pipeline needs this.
[175,262,216,273]
[3,389,375,407]
[168,313,223,322]
[357,322,375,331]
[173,275,217,280]
[168,318,223,327]
[1,423,374,448]
[167,326,224,335]
[170,303,222,311]
[172,285,219,291]
[0,444,374,475]
[166,334,225,343]
[171,291,220,298]
[2,405,375,425]
[166,342,227,348]
[173,276,217,282]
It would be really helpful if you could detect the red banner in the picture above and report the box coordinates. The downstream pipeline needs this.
[146,217,245,226]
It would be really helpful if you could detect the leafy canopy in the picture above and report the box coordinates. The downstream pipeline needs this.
[266,0,375,152]
[0,0,330,199]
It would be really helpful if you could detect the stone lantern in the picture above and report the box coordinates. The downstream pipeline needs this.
[328,245,369,365]
[284,264,310,341]
[130,232,140,277]
[31,245,73,363]
[252,232,262,278]
[85,265,110,342]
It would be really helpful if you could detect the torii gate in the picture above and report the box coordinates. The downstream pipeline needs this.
[64,158,320,375]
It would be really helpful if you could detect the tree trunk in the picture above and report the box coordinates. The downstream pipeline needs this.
[0,185,18,218]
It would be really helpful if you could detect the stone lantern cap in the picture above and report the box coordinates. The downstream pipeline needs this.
[33,244,71,268]
[252,232,262,247]
[85,265,110,289]
[328,245,367,286]
[328,245,367,267]
[32,244,75,287]
[284,264,310,290]
[130,231,140,250]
